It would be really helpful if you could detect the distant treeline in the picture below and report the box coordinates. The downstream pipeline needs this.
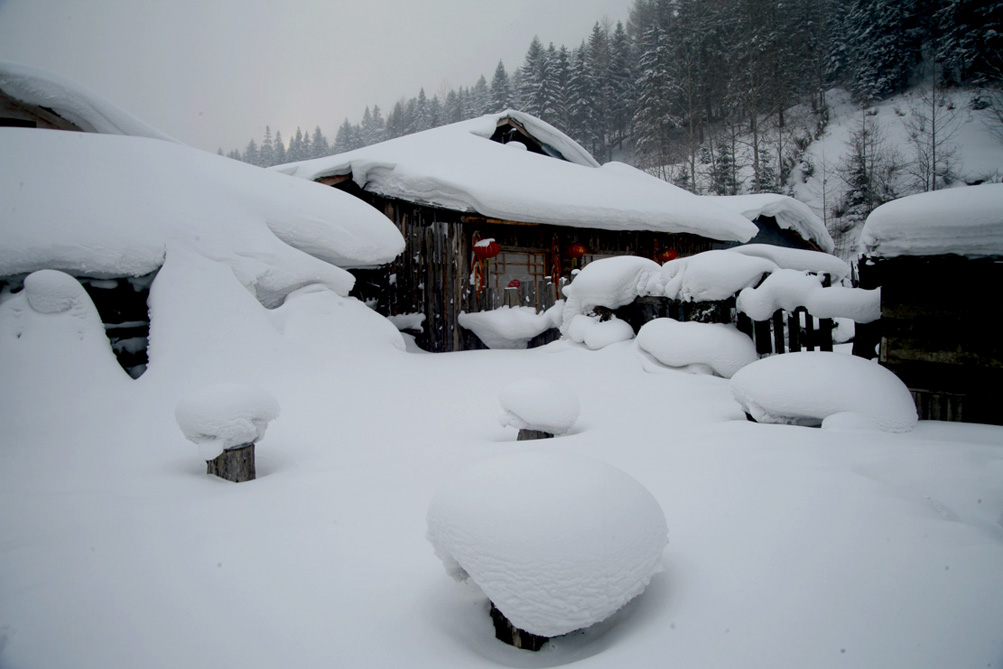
[222,0,1001,194]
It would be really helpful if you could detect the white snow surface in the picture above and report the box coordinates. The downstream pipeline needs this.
[0,61,176,141]
[737,269,881,322]
[661,250,776,302]
[637,319,758,378]
[709,193,835,252]
[175,383,280,461]
[729,243,851,280]
[730,352,918,432]
[561,256,662,332]
[458,303,562,349]
[275,111,758,240]
[0,129,404,301]
[859,183,1003,258]
[426,451,668,637]
[497,378,580,435]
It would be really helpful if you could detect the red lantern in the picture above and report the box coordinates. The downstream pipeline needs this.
[507,278,522,289]
[657,248,678,263]
[473,238,500,261]
[567,242,587,259]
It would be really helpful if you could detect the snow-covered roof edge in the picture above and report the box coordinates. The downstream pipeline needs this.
[0,61,177,142]
[707,193,835,253]
[859,184,1003,258]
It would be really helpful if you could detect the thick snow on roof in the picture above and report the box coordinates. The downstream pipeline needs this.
[859,184,1003,258]
[0,129,404,305]
[0,61,176,142]
[710,193,835,253]
[427,451,667,637]
[275,111,758,241]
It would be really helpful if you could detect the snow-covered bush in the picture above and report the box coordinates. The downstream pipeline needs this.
[175,383,281,461]
[565,313,635,350]
[637,318,758,378]
[458,303,562,349]
[426,451,668,639]
[661,249,776,302]
[498,378,580,438]
[736,269,880,323]
[729,352,918,432]
[560,256,661,333]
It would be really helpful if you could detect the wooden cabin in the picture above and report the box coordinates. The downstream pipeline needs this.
[277,111,830,352]
[858,184,1003,424]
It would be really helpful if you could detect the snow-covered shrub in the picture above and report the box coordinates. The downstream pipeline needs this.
[637,318,758,378]
[426,451,668,639]
[729,352,917,432]
[498,378,580,438]
[458,303,562,349]
[560,256,661,333]
[661,250,776,302]
[175,383,280,461]
[564,313,635,350]
[736,269,880,323]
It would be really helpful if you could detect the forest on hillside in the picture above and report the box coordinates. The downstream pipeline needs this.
[223,0,1002,226]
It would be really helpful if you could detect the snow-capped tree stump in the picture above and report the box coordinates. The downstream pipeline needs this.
[206,443,255,482]
[517,428,553,441]
[489,601,549,651]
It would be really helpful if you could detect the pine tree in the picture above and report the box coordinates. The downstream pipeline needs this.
[311,125,329,158]
[244,138,260,166]
[519,36,549,117]
[490,60,511,111]
[273,130,286,164]
[260,125,275,166]
[471,76,490,117]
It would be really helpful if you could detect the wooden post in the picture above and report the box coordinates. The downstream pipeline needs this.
[517,429,554,441]
[787,309,801,352]
[753,318,772,355]
[771,310,785,354]
[818,318,834,351]
[206,443,255,482]
[489,602,549,651]
[804,313,816,350]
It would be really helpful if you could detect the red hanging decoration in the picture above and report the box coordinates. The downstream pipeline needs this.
[567,242,587,259]
[657,248,678,263]
[507,278,522,289]
[473,238,500,261]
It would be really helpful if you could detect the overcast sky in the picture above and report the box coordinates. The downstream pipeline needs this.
[0,0,636,152]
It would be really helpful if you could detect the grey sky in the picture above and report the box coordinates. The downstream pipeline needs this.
[0,0,636,153]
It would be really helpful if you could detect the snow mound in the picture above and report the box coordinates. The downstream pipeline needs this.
[729,244,851,280]
[458,303,561,349]
[859,184,1003,258]
[661,250,776,302]
[730,352,918,432]
[498,378,580,435]
[736,269,881,322]
[22,269,92,314]
[709,193,835,253]
[561,256,661,331]
[0,61,176,141]
[637,318,758,378]
[175,383,281,461]
[426,451,668,637]
[0,129,404,304]
[565,314,636,350]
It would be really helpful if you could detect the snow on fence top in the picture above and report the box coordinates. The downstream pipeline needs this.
[859,183,1003,258]
[0,129,404,305]
[709,193,835,253]
[0,61,177,142]
[274,110,760,241]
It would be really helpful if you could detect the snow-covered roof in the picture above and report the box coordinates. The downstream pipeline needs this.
[709,192,835,253]
[0,128,404,306]
[0,61,176,142]
[859,184,1003,258]
[275,111,759,242]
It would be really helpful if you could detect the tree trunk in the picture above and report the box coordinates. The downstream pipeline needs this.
[517,429,554,441]
[489,602,549,651]
[206,443,255,482]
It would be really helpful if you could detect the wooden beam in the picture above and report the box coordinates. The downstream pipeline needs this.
[315,173,353,187]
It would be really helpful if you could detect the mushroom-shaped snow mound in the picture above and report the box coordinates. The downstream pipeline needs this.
[175,383,281,460]
[498,378,580,436]
[637,318,758,378]
[729,352,918,432]
[427,451,668,638]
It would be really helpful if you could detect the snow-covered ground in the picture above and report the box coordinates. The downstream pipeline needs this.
[2,295,1001,668]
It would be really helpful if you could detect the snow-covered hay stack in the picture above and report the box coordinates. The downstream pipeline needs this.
[730,352,918,432]
[498,378,580,440]
[427,451,667,648]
